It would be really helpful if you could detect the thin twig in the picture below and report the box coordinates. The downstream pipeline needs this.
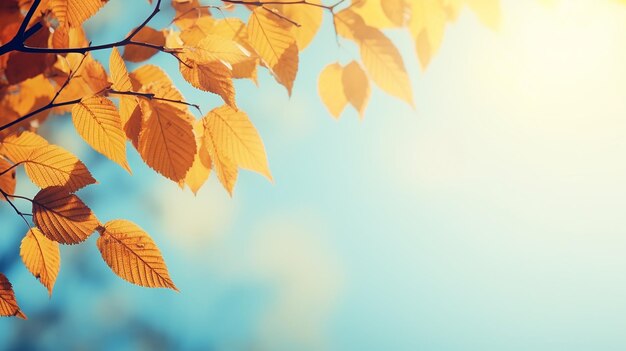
[0,188,31,229]
[108,90,201,112]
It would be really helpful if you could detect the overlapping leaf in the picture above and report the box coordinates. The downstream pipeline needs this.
[32,187,100,244]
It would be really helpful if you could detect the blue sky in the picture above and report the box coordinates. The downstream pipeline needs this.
[3,0,626,350]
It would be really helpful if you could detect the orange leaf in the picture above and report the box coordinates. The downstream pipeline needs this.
[184,120,212,194]
[123,26,165,62]
[0,157,16,199]
[137,100,196,182]
[32,187,100,244]
[0,273,26,319]
[97,220,178,290]
[20,145,96,192]
[0,131,49,163]
[72,95,130,172]
[20,228,61,296]
[49,0,108,27]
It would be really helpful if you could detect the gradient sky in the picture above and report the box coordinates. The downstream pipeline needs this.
[3,0,626,350]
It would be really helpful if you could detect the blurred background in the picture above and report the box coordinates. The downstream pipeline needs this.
[4,0,626,349]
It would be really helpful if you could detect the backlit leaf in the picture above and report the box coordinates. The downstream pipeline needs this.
[204,105,271,180]
[123,26,165,63]
[32,187,100,245]
[21,145,96,193]
[137,100,196,182]
[97,219,177,290]
[20,228,61,296]
[0,131,49,163]
[0,273,26,319]
[72,95,129,172]
[247,8,299,94]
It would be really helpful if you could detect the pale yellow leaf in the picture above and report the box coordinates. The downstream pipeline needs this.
[357,26,414,106]
[342,61,371,118]
[318,63,347,119]
[49,0,107,27]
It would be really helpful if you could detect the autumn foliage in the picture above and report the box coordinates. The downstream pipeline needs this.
[0,0,498,318]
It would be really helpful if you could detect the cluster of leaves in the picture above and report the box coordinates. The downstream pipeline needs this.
[0,0,498,319]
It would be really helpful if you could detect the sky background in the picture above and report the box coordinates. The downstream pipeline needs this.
[3,0,626,350]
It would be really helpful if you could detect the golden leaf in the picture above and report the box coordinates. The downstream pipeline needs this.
[247,8,299,94]
[0,273,26,319]
[123,26,165,63]
[0,131,49,163]
[130,65,185,106]
[49,0,108,27]
[342,61,371,118]
[97,219,178,290]
[357,26,414,106]
[409,0,447,69]
[204,105,271,181]
[109,47,132,92]
[268,0,323,49]
[137,100,196,182]
[32,187,100,245]
[178,53,236,107]
[185,35,251,65]
[318,63,348,119]
[19,145,96,192]
[72,95,130,172]
[184,120,212,195]
[20,228,61,296]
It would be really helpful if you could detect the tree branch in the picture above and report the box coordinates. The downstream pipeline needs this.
[108,90,201,112]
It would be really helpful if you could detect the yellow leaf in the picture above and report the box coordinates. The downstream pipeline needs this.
[0,158,16,200]
[185,35,251,65]
[410,0,447,69]
[109,47,132,92]
[49,0,107,27]
[97,219,178,291]
[179,16,216,45]
[318,63,348,119]
[137,100,196,182]
[172,0,212,30]
[123,26,165,63]
[357,26,414,106]
[204,105,271,180]
[20,228,61,296]
[21,145,96,192]
[0,131,49,163]
[130,65,185,107]
[0,273,26,319]
[72,95,129,172]
[32,187,100,245]
[247,8,299,94]
[351,0,402,28]
[184,120,212,195]
[342,61,371,118]
[204,128,238,195]
[178,52,236,107]
[268,0,323,49]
